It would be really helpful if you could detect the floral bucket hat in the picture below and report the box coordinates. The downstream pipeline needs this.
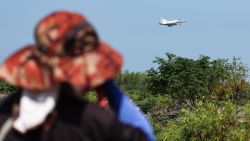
[0,11,123,91]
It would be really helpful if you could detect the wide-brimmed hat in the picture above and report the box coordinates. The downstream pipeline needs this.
[0,11,123,91]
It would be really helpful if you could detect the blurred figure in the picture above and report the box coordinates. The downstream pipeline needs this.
[0,11,155,141]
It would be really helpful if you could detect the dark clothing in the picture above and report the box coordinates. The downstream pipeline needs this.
[0,93,147,141]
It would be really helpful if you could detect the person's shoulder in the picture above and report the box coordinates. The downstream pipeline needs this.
[81,100,115,123]
[58,95,115,129]
[56,94,99,125]
[57,95,148,141]
[81,102,148,141]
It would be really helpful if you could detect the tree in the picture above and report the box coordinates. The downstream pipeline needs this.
[146,53,249,107]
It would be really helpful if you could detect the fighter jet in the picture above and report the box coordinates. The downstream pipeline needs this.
[159,17,187,27]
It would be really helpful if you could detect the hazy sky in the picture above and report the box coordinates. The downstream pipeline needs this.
[0,1,250,72]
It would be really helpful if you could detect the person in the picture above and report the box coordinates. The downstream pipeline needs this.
[0,11,155,141]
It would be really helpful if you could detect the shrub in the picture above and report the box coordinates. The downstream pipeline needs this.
[0,80,18,94]
[159,102,250,141]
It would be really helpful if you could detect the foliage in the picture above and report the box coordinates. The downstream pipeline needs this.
[159,102,250,141]
[0,80,18,94]
[83,91,98,102]
[111,54,250,140]
[146,53,249,107]
[115,70,147,92]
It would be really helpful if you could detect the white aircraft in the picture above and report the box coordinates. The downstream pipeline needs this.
[159,17,187,27]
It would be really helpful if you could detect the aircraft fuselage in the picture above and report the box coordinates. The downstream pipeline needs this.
[159,17,187,27]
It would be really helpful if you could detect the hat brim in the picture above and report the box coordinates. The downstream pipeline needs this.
[0,42,123,91]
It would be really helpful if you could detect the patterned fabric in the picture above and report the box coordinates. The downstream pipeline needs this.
[0,11,123,91]
[0,45,53,90]
[35,11,95,57]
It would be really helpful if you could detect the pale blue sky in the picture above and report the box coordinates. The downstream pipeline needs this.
[0,1,250,72]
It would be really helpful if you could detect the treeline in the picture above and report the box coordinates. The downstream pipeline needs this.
[115,53,250,140]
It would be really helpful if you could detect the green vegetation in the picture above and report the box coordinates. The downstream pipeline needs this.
[0,80,18,94]
[146,53,249,107]
[159,102,250,141]
[1,53,250,140]
[117,53,250,140]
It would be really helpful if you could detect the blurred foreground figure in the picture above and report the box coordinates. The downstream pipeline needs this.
[0,11,155,141]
